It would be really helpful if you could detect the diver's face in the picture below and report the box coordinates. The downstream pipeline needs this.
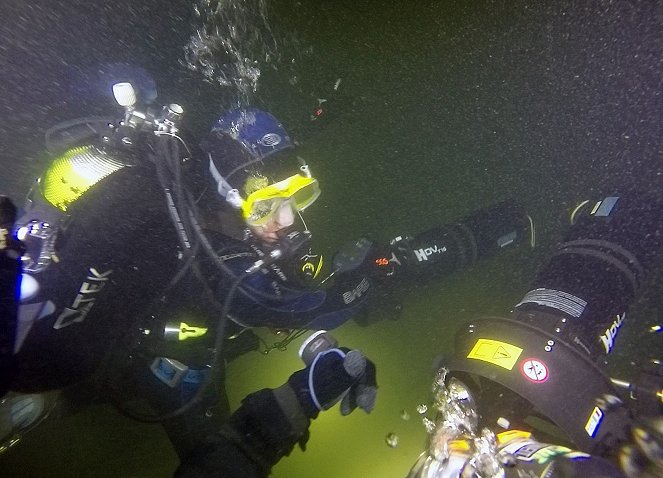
[249,200,295,244]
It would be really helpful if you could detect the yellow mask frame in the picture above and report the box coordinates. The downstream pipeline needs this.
[241,174,320,226]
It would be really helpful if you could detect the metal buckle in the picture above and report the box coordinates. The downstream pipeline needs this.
[150,357,189,388]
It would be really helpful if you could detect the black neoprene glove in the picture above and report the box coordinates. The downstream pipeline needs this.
[287,347,378,418]
[175,339,377,478]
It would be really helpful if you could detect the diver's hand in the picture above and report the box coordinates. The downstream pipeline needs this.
[332,238,402,279]
[287,347,377,418]
[619,417,663,478]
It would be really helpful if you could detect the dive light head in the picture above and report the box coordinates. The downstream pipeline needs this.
[112,82,137,108]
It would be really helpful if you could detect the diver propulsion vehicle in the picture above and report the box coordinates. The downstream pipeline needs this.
[438,195,663,460]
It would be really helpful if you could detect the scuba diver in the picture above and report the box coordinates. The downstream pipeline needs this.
[197,106,534,331]
[0,80,532,460]
[176,194,662,478]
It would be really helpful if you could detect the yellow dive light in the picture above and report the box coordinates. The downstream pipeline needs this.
[241,173,320,226]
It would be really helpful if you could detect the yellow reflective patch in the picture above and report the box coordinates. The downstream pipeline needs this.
[497,430,532,445]
[467,338,523,370]
[41,145,126,211]
[532,445,572,464]
[178,322,208,341]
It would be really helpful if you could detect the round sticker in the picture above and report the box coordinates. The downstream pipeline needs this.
[520,358,549,383]
[259,133,282,147]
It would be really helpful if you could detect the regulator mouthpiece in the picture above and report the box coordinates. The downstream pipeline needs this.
[112,82,137,108]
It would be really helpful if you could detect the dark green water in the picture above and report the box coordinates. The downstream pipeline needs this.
[1,1,661,476]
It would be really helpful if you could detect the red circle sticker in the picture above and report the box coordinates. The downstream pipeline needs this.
[520,358,549,383]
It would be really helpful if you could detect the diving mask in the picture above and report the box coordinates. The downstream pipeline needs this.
[241,165,320,227]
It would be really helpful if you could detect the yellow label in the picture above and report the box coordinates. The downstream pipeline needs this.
[467,338,523,370]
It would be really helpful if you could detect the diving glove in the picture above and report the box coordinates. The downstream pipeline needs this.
[287,346,377,418]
